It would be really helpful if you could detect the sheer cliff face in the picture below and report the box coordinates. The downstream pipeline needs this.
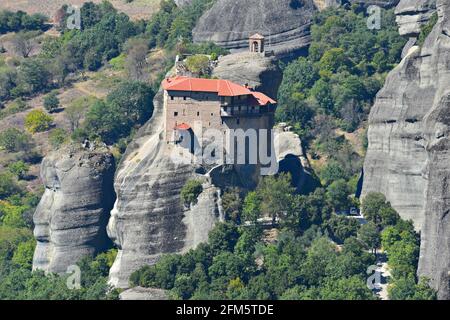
[33,145,115,273]
[418,0,450,300]
[106,89,221,288]
[363,0,450,299]
[193,0,318,57]
[395,0,436,36]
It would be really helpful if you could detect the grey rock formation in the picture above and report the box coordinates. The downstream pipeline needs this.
[274,126,319,193]
[107,89,221,288]
[192,0,400,57]
[417,0,450,300]
[193,0,318,57]
[33,144,115,273]
[119,287,168,300]
[212,51,282,104]
[362,0,449,299]
[395,0,436,36]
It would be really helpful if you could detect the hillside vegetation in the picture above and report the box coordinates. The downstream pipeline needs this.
[0,0,222,300]
[0,2,438,300]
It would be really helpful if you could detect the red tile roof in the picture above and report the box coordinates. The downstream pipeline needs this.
[162,76,276,106]
[174,123,191,130]
[251,91,276,106]
[249,33,265,40]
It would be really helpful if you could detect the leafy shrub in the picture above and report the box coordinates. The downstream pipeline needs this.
[43,91,60,113]
[0,99,28,120]
[49,128,68,149]
[181,179,203,206]
[418,13,438,47]
[11,238,35,268]
[0,128,32,152]
[7,161,29,180]
[0,173,22,200]
[24,110,53,133]
[185,55,210,76]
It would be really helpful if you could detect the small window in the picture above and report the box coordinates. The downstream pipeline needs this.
[183,97,187,100]
[208,122,211,126]
[237,118,240,125]
[197,112,200,116]
[174,112,178,116]
[221,120,224,125]
[211,113,214,116]
[183,109,185,116]
[170,96,174,100]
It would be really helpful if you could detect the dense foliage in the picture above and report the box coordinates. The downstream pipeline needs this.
[145,0,216,49]
[0,10,47,34]
[278,7,405,134]
[76,81,155,144]
[132,173,435,300]
[181,180,204,206]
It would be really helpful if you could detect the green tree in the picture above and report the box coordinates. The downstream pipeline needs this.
[221,188,242,223]
[388,275,436,300]
[0,173,22,200]
[0,128,32,152]
[12,238,35,268]
[361,192,399,227]
[319,276,376,300]
[257,174,295,222]
[185,55,210,76]
[84,81,154,143]
[7,161,30,180]
[319,161,348,186]
[180,179,203,206]
[208,222,239,255]
[0,201,28,228]
[242,191,261,223]
[24,110,53,133]
[357,222,380,254]
[18,58,52,94]
[65,96,94,132]
[325,214,359,244]
[301,237,338,286]
[49,128,68,149]
[326,179,351,212]
[43,91,60,113]
[387,238,419,277]
[310,78,334,113]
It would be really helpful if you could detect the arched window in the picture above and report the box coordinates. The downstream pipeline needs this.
[253,41,259,52]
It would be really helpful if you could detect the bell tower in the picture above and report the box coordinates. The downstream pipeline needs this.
[249,33,265,54]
